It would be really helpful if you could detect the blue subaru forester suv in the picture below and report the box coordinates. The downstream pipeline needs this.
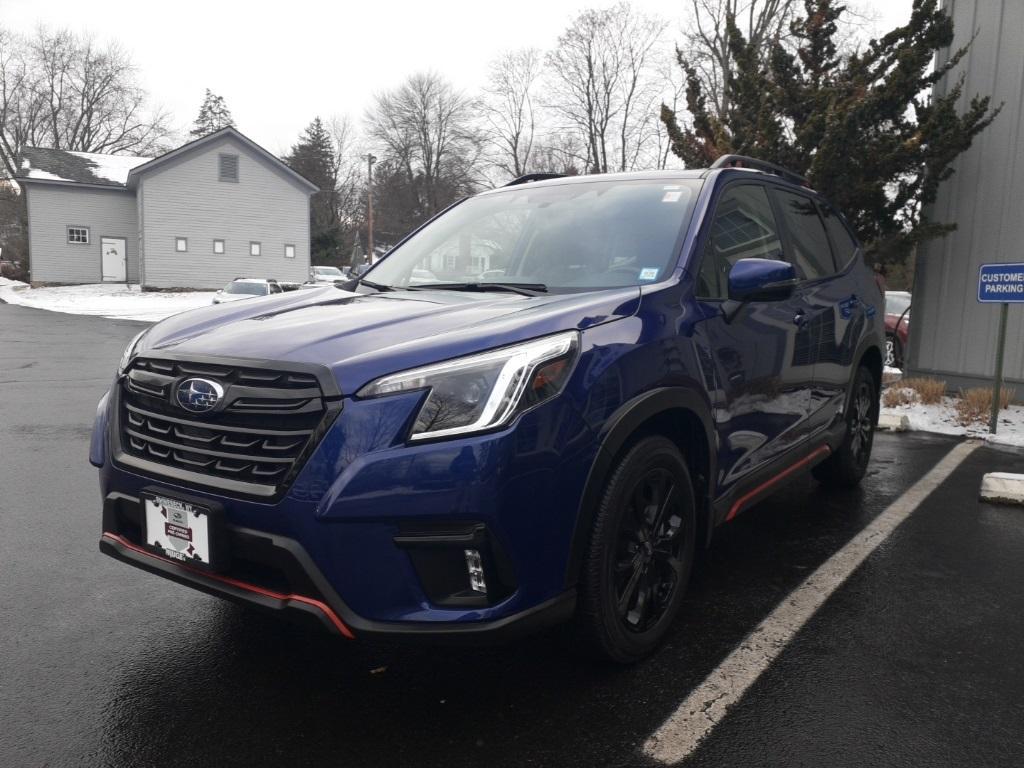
[94,156,883,662]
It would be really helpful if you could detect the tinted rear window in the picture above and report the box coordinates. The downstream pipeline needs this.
[821,204,858,267]
[224,282,268,295]
[772,189,835,280]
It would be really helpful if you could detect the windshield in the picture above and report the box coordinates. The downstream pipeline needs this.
[223,281,268,295]
[365,179,702,291]
[314,267,343,276]
[886,292,911,316]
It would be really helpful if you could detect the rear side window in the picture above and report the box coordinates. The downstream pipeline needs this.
[697,184,783,299]
[821,204,858,268]
[772,189,835,280]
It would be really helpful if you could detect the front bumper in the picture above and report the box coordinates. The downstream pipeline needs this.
[98,492,575,642]
[96,376,598,638]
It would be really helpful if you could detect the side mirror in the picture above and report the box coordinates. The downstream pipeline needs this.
[722,258,798,321]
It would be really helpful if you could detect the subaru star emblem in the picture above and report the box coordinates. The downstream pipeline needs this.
[174,378,224,413]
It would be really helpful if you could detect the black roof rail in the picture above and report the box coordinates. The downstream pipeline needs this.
[709,154,811,188]
[504,172,567,187]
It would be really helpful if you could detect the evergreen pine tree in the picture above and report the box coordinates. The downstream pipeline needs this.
[189,89,235,139]
[661,0,1001,264]
[284,117,341,263]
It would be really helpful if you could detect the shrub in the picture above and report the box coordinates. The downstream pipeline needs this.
[883,387,916,407]
[955,387,1016,426]
[901,377,946,405]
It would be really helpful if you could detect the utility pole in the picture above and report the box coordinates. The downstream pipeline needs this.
[366,154,377,263]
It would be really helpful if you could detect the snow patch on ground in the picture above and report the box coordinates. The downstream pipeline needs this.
[881,394,1024,449]
[0,279,213,322]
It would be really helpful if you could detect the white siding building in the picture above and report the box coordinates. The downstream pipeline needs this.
[907,0,1024,393]
[18,127,316,290]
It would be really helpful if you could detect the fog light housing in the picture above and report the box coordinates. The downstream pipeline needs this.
[394,523,514,607]
[465,549,487,593]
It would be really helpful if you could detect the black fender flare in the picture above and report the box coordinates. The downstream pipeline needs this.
[563,386,717,590]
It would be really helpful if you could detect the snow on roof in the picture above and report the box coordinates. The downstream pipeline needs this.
[18,147,152,187]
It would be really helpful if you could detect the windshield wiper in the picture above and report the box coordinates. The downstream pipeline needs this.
[352,277,395,292]
[408,282,548,297]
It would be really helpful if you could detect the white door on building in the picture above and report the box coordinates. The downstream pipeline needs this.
[101,237,127,282]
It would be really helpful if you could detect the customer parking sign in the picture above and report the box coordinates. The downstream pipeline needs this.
[978,263,1024,302]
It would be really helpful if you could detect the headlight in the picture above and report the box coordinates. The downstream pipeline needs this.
[118,330,149,375]
[358,331,579,440]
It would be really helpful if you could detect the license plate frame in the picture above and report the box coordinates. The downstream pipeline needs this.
[142,491,224,571]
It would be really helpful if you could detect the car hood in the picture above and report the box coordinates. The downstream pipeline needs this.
[137,285,641,394]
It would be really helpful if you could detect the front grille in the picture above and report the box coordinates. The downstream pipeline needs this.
[116,357,336,498]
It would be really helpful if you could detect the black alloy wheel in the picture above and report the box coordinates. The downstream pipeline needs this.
[813,365,878,488]
[576,436,696,663]
[614,467,686,634]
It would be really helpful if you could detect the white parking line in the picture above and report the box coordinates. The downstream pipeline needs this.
[642,440,980,765]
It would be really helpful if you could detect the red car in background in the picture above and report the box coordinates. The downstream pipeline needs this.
[885,291,911,369]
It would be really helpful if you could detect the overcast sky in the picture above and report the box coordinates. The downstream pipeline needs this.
[1,0,914,155]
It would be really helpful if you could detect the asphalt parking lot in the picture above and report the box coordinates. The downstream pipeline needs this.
[2,301,1023,767]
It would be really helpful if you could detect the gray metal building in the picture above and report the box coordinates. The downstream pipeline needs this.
[908,0,1024,393]
[17,127,316,290]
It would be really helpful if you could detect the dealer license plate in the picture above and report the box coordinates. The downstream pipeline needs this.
[143,494,212,565]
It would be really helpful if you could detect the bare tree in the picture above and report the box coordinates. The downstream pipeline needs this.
[365,72,482,229]
[531,132,586,176]
[0,28,41,179]
[327,114,365,252]
[0,26,172,178]
[545,3,668,174]
[680,0,797,122]
[482,48,543,179]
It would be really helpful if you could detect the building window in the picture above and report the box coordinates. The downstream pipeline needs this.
[250,241,261,257]
[219,153,239,182]
[175,237,188,252]
[284,244,295,259]
[213,239,225,254]
[67,226,90,244]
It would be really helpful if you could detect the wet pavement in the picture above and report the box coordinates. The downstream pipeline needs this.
[2,301,1023,767]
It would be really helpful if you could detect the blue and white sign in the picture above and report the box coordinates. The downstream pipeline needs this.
[978,263,1024,303]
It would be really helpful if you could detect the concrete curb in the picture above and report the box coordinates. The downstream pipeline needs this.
[980,472,1024,506]
[877,413,910,432]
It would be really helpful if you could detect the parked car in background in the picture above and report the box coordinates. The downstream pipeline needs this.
[310,266,349,284]
[408,268,439,286]
[95,157,883,663]
[211,278,282,304]
[884,290,911,368]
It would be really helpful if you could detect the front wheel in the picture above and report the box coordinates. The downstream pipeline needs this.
[813,366,878,488]
[575,436,696,663]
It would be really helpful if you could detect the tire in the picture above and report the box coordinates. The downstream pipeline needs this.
[575,436,696,663]
[813,366,878,488]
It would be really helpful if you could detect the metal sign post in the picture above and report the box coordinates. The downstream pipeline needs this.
[978,263,1024,434]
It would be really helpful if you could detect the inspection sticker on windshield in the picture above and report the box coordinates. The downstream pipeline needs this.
[662,190,683,202]
[639,268,660,281]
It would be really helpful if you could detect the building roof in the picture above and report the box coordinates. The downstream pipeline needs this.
[18,147,152,187]
[124,127,318,193]
[17,127,317,194]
